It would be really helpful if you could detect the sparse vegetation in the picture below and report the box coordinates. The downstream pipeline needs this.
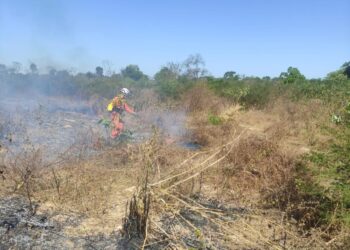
[1,59,350,248]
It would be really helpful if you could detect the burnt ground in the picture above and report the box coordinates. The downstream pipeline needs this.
[0,96,197,249]
[0,96,107,161]
[0,196,120,249]
[0,97,126,249]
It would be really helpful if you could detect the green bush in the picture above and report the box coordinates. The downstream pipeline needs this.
[208,113,222,125]
[207,77,277,108]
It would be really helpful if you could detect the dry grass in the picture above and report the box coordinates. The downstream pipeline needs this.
[266,98,335,149]
[185,85,238,147]
[182,82,226,114]
[1,91,348,249]
[121,129,344,249]
[210,135,296,207]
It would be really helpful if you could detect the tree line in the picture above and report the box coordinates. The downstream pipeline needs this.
[1,55,349,102]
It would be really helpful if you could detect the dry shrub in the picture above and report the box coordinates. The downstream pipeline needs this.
[189,116,238,147]
[0,145,6,180]
[35,135,184,215]
[0,136,140,217]
[133,88,160,112]
[215,135,296,205]
[188,103,239,147]
[266,98,334,147]
[183,83,241,147]
[210,134,336,230]
[3,147,45,212]
[42,162,135,215]
[182,82,226,114]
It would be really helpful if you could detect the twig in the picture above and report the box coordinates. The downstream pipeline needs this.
[141,218,148,250]
[165,130,245,190]
[150,129,242,187]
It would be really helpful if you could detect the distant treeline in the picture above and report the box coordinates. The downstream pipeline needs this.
[1,56,349,105]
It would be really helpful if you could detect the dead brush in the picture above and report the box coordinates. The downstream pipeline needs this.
[119,129,337,249]
[5,147,45,213]
[266,98,334,148]
[120,132,163,248]
[213,135,296,207]
[120,130,253,249]
[44,162,116,214]
[211,134,340,233]
[183,83,239,147]
[133,88,161,112]
[182,82,226,114]
[189,112,239,147]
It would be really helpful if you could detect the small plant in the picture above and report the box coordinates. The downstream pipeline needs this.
[98,118,111,128]
[208,113,222,125]
[331,114,342,124]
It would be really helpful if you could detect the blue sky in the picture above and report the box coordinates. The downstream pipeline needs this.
[0,0,349,78]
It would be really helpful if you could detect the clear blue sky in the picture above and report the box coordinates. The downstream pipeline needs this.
[0,0,349,78]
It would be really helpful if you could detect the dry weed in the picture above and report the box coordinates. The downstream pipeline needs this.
[3,147,45,213]
[210,135,296,207]
[188,112,239,147]
[120,130,337,249]
[182,82,226,114]
[266,98,334,149]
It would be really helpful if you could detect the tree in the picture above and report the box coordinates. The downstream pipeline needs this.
[341,61,350,78]
[30,63,38,74]
[183,54,207,79]
[155,67,181,98]
[9,61,22,74]
[102,60,114,76]
[223,71,239,80]
[280,67,306,84]
[121,65,144,81]
[155,67,177,82]
[95,66,103,77]
[47,67,57,76]
[166,62,182,77]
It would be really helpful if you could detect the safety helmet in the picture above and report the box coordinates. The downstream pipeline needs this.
[120,88,130,96]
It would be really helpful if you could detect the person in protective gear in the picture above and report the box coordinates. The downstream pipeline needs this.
[107,88,135,138]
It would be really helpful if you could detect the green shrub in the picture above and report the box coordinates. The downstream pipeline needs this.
[208,113,222,125]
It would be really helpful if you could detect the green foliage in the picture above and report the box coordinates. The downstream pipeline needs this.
[223,71,239,80]
[342,61,350,78]
[154,66,182,98]
[207,77,246,101]
[280,66,306,84]
[154,65,198,99]
[207,77,276,108]
[98,118,111,128]
[95,66,103,77]
[121,64,146,81]
[0,62,151,98]
[208,114,222,125]
[326,70,348,85]
[303,127,350,226]
[239,81,274,108]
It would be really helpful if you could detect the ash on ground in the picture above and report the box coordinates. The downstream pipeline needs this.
[0,196,120,249]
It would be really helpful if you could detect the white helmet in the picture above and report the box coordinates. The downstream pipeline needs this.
[120,88,130,96]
